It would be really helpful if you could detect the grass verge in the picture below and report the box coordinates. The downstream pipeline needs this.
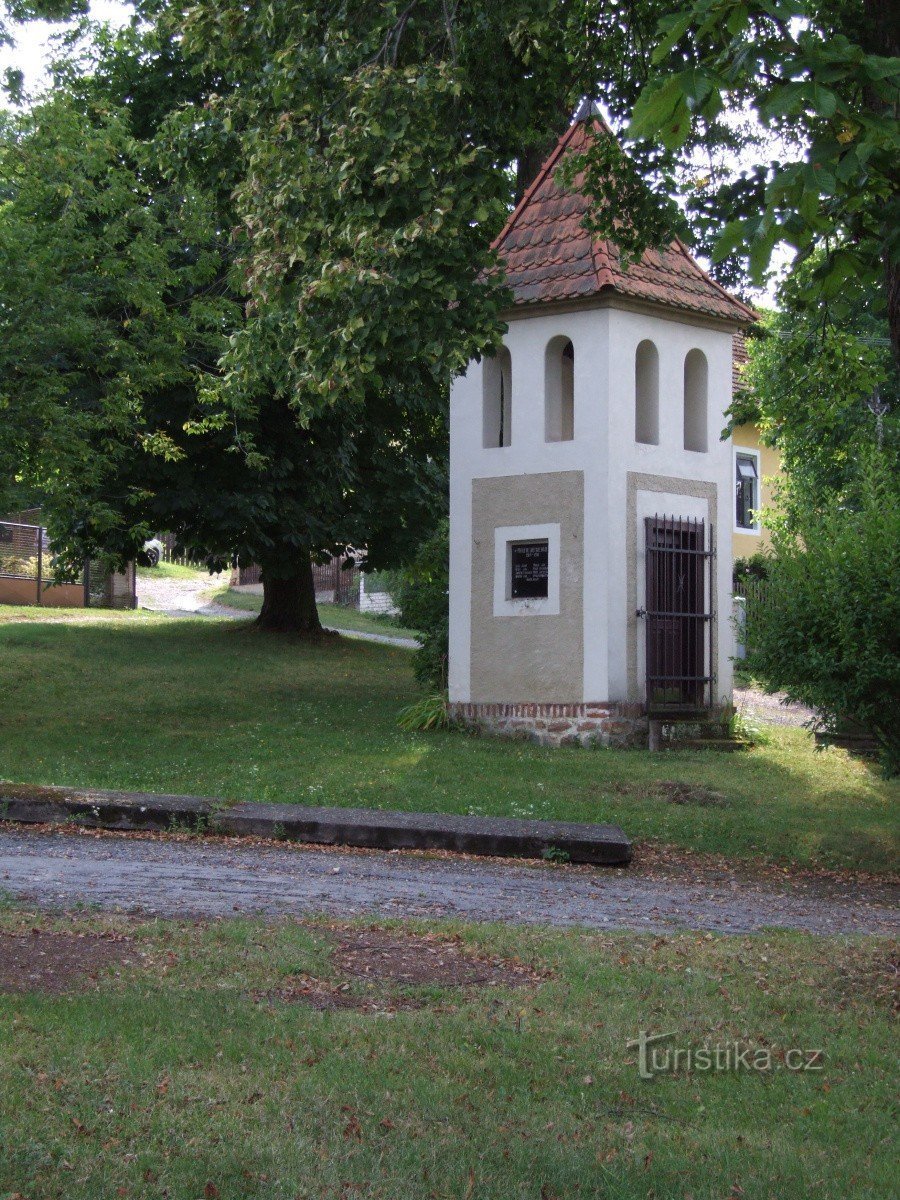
[0,907,894,1199]
[207,585,420,640]
[0,615,896,873]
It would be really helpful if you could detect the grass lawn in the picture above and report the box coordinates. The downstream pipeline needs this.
[208,584,421,641]
[0,906,894,1199]
[137,561,213,581]
[0,613,896,873]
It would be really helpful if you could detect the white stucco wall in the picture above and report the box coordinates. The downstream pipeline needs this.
[449,300,735,707]
[449,307,610,702]
[604,307,735,706]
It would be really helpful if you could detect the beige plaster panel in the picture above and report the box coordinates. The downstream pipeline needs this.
[470,471,584,703]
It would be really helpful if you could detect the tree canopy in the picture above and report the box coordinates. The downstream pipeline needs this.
[0,7,478,630]
[619,0,900,358]
[1,0,897,636]
[0,64,230,547]
[735,262,897,513]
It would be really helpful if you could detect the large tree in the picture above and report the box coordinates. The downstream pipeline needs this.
[2,1,680,632]
[6,0,896,637]
[0,7,488,632]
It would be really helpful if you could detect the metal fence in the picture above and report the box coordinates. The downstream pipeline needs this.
[732,575,768,661]
[0,520,136,609]
[733,575,768,608]
[312,556,361,606]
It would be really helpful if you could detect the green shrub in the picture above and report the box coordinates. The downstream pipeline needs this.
[745,456,900,773]
[396,692,452,731]
[733,553,769,587]
[0,552,38,577]
[391,519,448,689]
[362,567,402,594]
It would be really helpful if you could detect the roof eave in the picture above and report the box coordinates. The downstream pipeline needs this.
[501,288,756,332]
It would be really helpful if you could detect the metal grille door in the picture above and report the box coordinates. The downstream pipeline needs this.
[643,515,714,712]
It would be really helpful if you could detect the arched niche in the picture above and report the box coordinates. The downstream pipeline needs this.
[544,336,574,442]
[683,348,708,452]
[482,346,512,448]
[634,339,659,445]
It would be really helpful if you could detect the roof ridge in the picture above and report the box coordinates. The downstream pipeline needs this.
[491,116,603,254]
[590,237,618,291]
[491,112,756,327]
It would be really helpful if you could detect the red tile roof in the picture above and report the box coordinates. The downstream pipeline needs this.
[732,330,750,394]
[493,117,757,326]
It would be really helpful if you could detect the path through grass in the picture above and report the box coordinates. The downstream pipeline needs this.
[0,614,896,872]
[208,584,420,640]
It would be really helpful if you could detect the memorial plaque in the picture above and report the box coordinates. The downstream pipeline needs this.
[510,540,549,599]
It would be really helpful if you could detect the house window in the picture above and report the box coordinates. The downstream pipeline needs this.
[634,339,659,445]
[483,346,512,448]
[683,349,708,452]
[735,450,760,531]
[544,337,574,442]
[509,540,549,599]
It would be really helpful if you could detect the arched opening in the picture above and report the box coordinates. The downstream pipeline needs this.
[634,339,659,445]
[482,346,512,448]
[683,349,708,452]
[545,337,574,442]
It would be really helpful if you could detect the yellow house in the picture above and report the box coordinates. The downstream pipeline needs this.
[730,334,781,561]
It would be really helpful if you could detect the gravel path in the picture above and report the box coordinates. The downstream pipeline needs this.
[1,828,895,937]
[136,572,419,646]
[137,571,246,619]
[733,685,817,728]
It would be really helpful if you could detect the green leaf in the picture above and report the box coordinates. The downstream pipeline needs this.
[712,219,748,263]
[628,77,688,145]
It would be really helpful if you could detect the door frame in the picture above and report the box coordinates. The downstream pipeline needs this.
[625,473,719,707]
[642,514,714,714]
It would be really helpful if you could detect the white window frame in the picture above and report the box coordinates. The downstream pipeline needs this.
[493,523,560,616]
[733,445,761,534]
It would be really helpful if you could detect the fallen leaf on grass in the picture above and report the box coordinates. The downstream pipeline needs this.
[342,1113,362,1141]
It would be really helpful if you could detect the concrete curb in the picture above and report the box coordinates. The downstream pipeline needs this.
[0,784,632,867]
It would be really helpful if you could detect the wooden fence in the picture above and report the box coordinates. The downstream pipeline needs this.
[232,555,361,606]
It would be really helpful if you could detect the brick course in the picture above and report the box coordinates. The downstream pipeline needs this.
[449,701,647,748]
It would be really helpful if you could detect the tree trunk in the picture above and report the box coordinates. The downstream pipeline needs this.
[861,0,900,365]
[515,143,553,203]
[887,255,900,369]
[257,553,324,636]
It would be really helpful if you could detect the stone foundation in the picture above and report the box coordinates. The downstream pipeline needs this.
[449,701,648,749]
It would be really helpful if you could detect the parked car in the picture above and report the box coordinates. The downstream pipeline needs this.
[142,538,165,567]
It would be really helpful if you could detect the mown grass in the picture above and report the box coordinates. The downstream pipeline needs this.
[1,614,896,872]
[208,584,421,640]
[0,907,894,1199]
[136,562,217,582]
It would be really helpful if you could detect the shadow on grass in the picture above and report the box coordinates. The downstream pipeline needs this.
[0,615,896,873]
